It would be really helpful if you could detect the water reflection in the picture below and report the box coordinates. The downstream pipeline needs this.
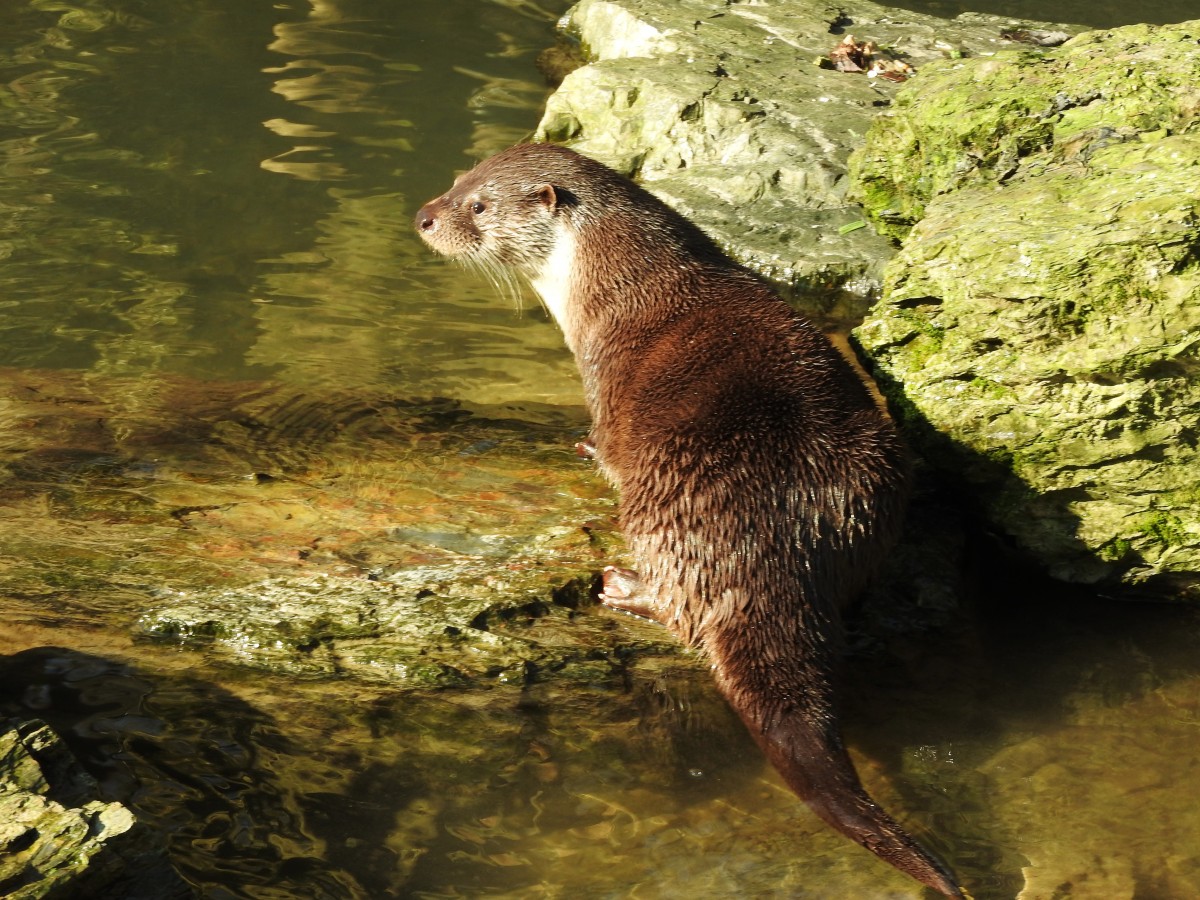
[5,583,1200,898]
[0,0,571,404]
[263,2,418,181]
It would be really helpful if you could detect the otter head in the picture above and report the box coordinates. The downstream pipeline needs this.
[413,148,581,277]
[415,144,587,336]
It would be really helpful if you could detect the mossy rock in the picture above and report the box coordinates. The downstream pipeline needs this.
[852,21,1200,598]
[536,0,1081,317]
[850,20,1200,239]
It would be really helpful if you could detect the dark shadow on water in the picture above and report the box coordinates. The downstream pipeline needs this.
[1,648,370,899]
[0,645,751,899]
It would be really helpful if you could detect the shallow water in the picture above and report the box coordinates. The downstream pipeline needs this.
[3,0,1200,898]
[5,575,1200,898]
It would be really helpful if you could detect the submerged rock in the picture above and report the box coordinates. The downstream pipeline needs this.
[136,563,680,684]
[851,20,1200,599]
[536,0,1081,318]
[0,367,684,683]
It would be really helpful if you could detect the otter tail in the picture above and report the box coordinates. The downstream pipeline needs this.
[713,664,966,898]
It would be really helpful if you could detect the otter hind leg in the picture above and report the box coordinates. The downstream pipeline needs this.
[598,565,666,622]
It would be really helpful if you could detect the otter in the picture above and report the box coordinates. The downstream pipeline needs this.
[415,142,964,898]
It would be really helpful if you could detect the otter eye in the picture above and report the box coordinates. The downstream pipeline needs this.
[470,200,487,215]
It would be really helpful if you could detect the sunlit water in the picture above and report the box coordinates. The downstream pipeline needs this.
[3,0,1200,898]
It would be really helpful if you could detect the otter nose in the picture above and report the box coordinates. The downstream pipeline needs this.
[415,202,439,234]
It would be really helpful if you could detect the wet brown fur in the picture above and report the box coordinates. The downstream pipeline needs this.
[415,143,964,898]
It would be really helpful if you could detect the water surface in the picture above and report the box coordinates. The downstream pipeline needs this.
[0,0,580,408]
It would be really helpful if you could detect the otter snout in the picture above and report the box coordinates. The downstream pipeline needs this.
[415,196,469,257]
[414,189,493,260]
[414,199,441,238]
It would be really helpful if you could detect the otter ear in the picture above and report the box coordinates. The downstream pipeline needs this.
[533,183,577,212]
[534,183,558,209]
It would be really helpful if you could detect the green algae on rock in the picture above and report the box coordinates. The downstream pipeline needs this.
[850,21,1200,241]
[136,563,681,685]
[535,0,1081,318]
[851,21,1200,599]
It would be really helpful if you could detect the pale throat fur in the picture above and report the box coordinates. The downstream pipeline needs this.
[529,223,578,349]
